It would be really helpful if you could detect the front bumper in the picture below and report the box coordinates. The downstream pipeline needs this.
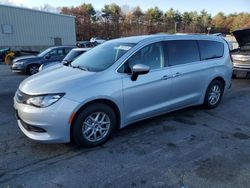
[14,96,80,143]
[10,64,25,73]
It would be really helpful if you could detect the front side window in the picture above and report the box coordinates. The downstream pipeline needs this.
[198,40,224,60]
[121,42,164,73]
[164,40,200,66]
[71,41,135,72]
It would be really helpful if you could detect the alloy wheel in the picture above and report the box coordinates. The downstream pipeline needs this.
[82,112,111,142]
[29,65,39,74]
[208,85,221,105]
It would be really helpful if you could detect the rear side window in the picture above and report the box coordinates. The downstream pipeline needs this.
[164,40,200,66]
[57,49,64,55]
[198,40,224,60]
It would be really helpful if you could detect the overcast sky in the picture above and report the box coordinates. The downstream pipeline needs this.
[1,0,250,15]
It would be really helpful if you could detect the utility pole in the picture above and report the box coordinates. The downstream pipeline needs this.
[175,21,179,33]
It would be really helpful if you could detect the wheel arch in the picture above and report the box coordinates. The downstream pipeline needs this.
[70,98,121,141]
[210,76,226,89]
[26,63,40,74]
[199,75,226,104]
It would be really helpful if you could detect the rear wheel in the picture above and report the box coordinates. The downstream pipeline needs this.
[204,80,224,109]
[27,64,39,75]
[72,103,116,147]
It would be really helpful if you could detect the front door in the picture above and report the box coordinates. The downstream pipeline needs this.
[121,42,175,124]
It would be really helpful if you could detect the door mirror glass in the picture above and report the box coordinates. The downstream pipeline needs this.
[131,64,149,81]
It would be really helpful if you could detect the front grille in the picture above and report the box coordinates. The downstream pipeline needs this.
[20,119,46,133]
[15,89,30,103]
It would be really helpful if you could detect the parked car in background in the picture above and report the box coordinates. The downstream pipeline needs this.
[11,46,73,75]
[39,48,91,72]
[90,37,106,44]
[231,28,250,75]
[76,41,94,48]
[14,34,232,147]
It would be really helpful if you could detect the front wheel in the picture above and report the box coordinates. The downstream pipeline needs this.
[204,80,224,109]
[27,64,39,75]
[72,103,117,147]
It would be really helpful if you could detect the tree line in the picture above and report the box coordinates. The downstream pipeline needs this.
[61,3,250,41]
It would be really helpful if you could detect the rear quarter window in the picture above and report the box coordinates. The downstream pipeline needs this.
[164,40,200,66]
[198,40,224,60]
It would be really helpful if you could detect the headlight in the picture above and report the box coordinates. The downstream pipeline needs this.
[14,62,24,66]
[26,93,65,108]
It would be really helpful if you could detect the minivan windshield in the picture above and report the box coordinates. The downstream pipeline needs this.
[71,41,135,72]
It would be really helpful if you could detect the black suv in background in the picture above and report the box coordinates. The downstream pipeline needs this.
[11,46,73,75]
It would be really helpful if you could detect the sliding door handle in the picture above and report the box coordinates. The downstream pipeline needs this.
[172,72,181,77]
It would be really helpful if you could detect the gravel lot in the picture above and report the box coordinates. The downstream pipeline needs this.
[0,64,250,188]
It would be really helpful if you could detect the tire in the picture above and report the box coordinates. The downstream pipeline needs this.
[27,64,39,75]
[72,103,117,147]
[204,80,224,109]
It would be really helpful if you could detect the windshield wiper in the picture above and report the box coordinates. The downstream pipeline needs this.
[71,65,88,71]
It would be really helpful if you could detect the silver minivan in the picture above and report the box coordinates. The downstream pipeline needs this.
[14,34,233,147]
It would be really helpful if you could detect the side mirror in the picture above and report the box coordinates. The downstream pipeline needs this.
[131,64,149,81]
[44,54,51,59]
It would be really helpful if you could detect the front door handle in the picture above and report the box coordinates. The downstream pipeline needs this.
[161,75,172,80]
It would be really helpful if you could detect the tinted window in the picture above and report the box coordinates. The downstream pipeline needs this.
[121,42,164,73]
[198,40,224,60]
[64,48,72,54]
[57,49,64,55]
[164,40,200,66]
[49,49,58,56]
[38,48,51,57]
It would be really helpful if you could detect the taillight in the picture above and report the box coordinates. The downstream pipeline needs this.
[222,38,234,63]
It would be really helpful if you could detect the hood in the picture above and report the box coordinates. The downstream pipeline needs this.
[19,66,96,95]
[13,55,42,63]
[232,28,250,47]
[41,62,62,71]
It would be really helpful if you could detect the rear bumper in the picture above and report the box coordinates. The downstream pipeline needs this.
[233,66,250,72]
[233,60,250,72]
